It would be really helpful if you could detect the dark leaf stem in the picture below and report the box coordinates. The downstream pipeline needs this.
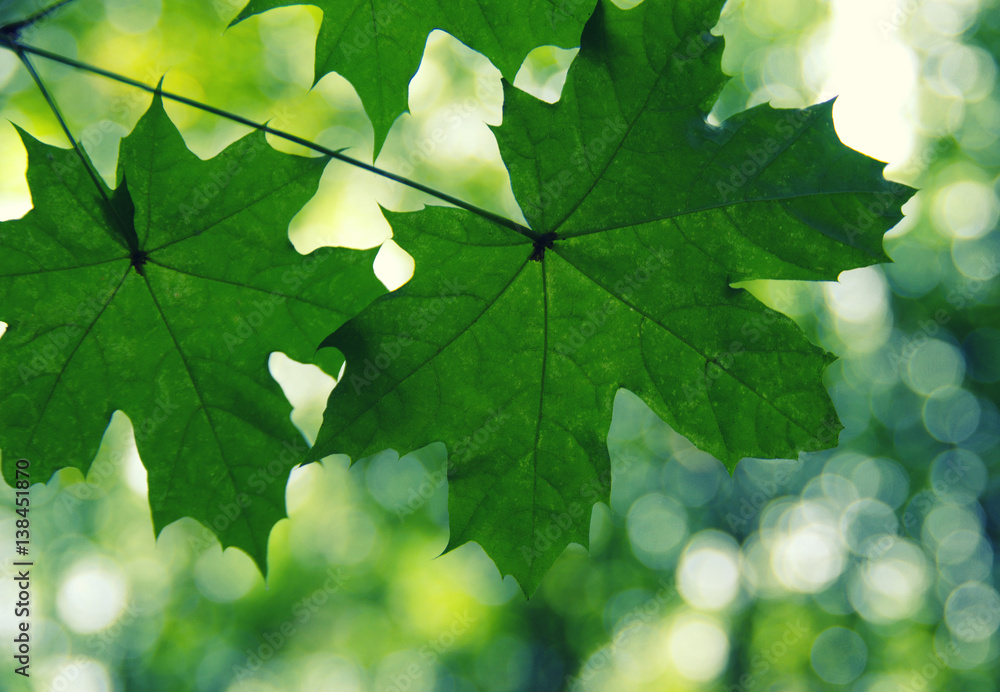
[4,36,137,251]
[0,38,540,242]
[0,0,81,40]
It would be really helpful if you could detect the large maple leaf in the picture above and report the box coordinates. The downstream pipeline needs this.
[0,94,383,571]
[307,0,913,593]
[231,0,597,152]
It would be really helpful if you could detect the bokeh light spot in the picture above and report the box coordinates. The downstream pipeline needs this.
[905,339,965,395]
[811,626,867,684]
[665,613,729,683]
[627,494,688,568]
[56,557,129,634]
[677,531,741,611]
[932,180,999,238]
[945,582,1000,642]
[922,386,981,442]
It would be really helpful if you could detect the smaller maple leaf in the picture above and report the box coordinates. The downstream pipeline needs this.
[0,93,384,572]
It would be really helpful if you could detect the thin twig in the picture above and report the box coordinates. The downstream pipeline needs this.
[8,40,137,251]
[2,38,539,241]
[0,0,81,39]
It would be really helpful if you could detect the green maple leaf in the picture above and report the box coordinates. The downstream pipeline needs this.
[307,0,913,594]
[231,0,596,152]
[0,94,383,571]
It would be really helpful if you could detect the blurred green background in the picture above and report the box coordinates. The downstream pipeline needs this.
[1,0,1000,689]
